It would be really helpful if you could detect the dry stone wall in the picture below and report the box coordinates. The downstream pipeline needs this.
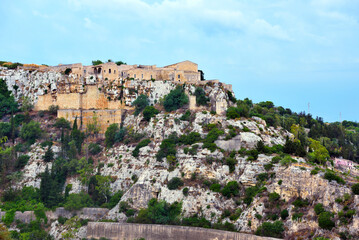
[87,222,280,240]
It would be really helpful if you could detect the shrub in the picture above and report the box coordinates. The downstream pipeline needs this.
[163,87,189,112]
[292,212,304,221]
[20,120,42,144]
[210,183,221,192]
[105,123,119,148]
[48,105,59,115]
[64,192,94,211]
[132,139,151,157]
[280,209,289,220]
[156,135,177,161]
[88,143,102,155]
[292,198,309,208]
[182,187,189,196]
[180,110,191,121]
[194,87,209,106]
[225,157,237,173]
[314,203,325,215]
[324,171,345,184]
[256,173,269,182]
[351,183,359,195]
[271,156,281,164]
[132,94,149,116]
[143,106,159,122]
[54,117,71,129]
[318,212,335,230]
[203,127,223,152]
[221,181,240,198]
[255,221,284,238]
[181,215,211,228]
[15,154,30,170]
[134,198,182,225]
[264,163,273,171]
[167,177,184,190]
[269,192,280,202]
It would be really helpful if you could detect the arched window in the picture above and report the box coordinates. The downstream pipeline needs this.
[109,69,111,74]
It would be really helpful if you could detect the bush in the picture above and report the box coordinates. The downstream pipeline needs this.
[318,212,335,230]
[255,221,284,238]
[180,110,191,121]
[194,87,209,106]
[43,146,54,162]
[54,117,71,129]
[181,215,211,228]
[179,132,201,145]
[163,87,189,112]
[88,143,102,155]
[210,183,221,192]
[182,187,189,196]
[225,157,237,173]
[264,163,273,171]
[314,203,325,215]
[351,183,359,195]
[221,181,240,198]
[105,123,119,148]
[15,154,30,170]
[269,192,280,202]
[64,192,94,211]
[20,120,42,144]
[142,106,159,121]
[324,171,345,184]
[134,198,182,225]
[48,105,59,115]
[167,177,184,190]
[132,139,151,157]
[132,94,149,116]
[156,135,177,161]
[292,198,309,208]
[280,209,289,220]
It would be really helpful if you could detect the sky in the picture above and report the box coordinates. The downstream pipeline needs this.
[1,0,359,122]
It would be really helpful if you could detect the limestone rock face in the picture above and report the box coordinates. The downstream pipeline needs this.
[267,165,352,208]
[215,132,262,151]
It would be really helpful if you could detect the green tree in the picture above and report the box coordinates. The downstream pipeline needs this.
[194,87,209,106]
[86,112,101,137]
[64,193,93,211]
[95,175,111,203]
[142,106,159,122]
[132,94,149,116]
[92,60,103,66]
[43,146,54,162]
[20,120,42,144]
[163,87,189,112]
[352,183,359,195]
[308,138,330,164]
[105,123,119,148]
[318,212,335,230]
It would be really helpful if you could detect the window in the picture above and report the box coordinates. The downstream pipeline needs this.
[142,74,143,79]
[104,70,106,73]
[109,69,111,74]
[151,75,152,79]
[121,72,123,77]
[134,74,136,78]
[114,70,116,74]
[178,74,180,78]
[84,70,86,74]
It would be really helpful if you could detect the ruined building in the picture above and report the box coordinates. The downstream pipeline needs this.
[1,61,233,132]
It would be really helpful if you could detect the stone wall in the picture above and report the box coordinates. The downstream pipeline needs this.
[87,223,280,240]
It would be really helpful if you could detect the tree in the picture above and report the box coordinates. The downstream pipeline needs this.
[132,94,149,116]
[352,183,359,195]
[20,120,42,144]
[194,87,209,106]
[95,175,111,203]
[318,212,335,230]
[163,87,189,112]
[105,123,119,148]
[92,60,103,66]
[86,112,101,137]
[115,61,126,66]
[43,146,54,162]
[308,138,330,164]
[167,177,184,190]
[142,106,159,122]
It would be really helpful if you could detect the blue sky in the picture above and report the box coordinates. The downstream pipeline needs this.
[1,0,359,122]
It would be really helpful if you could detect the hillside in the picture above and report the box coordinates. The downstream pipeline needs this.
[0,64,358,240]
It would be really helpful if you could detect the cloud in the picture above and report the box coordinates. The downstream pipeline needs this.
[318,11,357,25]
[84,17,94,29]
[251,19,293,41]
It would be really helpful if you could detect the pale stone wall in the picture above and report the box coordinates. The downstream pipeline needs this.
[35,94,56,111]
[58,109,122,132]
[57,92,82,109]
[87,223,279,240]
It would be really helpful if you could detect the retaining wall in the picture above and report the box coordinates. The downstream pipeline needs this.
[87,222,280,240]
